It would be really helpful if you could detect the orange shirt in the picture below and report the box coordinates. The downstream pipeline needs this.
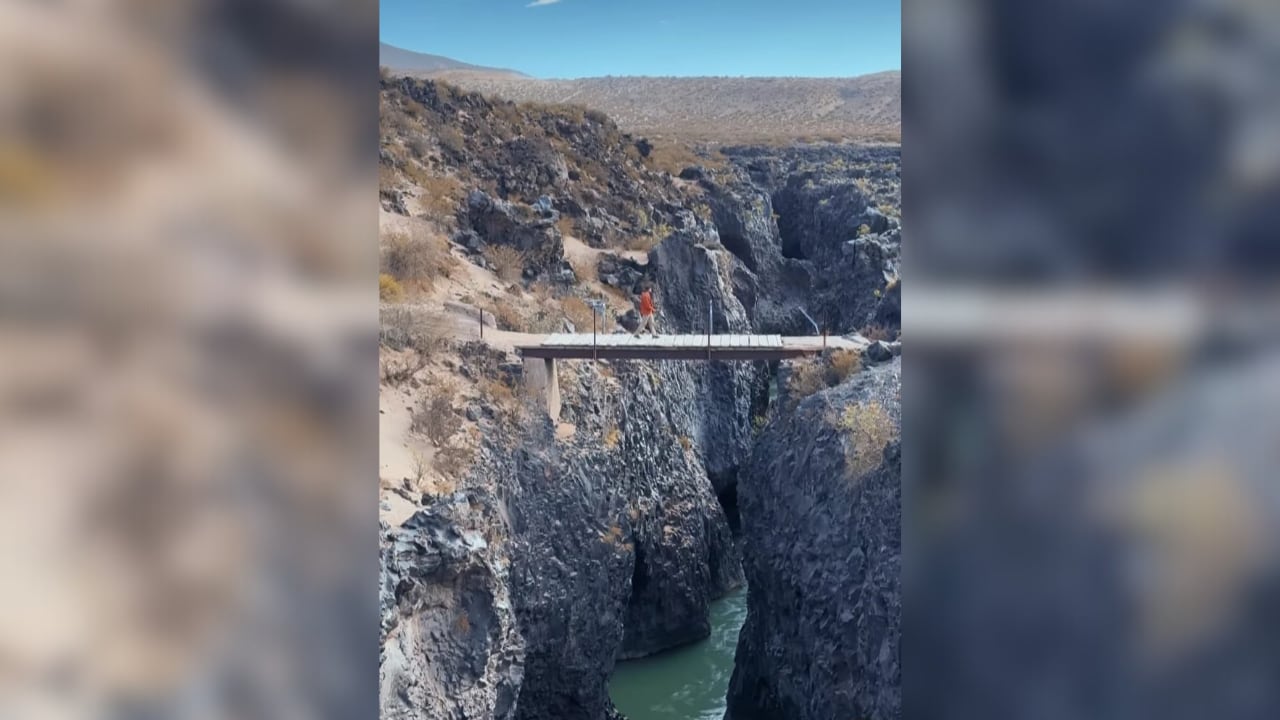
[639,290,654,316]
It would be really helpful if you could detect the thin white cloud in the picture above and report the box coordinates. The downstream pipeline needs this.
[527,0,562,6]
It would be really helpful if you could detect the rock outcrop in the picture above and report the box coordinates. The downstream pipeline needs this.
[675,145,903,337]
[380,77,904,720]
[382,76,693,262]
[492,358,745,718]
[464,190,565,276]
[380,495,525,720]
[727,359,902,720]
[647,230,770,486]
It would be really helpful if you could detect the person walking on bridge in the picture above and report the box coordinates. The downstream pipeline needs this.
[634,284,658,337]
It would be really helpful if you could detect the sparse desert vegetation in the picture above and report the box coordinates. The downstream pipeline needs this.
[416,73,901,143]
[380,273,404,302]
[837,400,894,478]
[382,228,458,291]
[483,245,528,282]
[787,350,866,407]
[414,393,461,447]
[560,296,598,331]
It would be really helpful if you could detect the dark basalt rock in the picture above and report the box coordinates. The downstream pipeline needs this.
[597,253,647,293]
[688,145,902,336]
[380,77,904,720]
[463,190,564,276]
[727,359,902,720]
[864,340,902,364]
[380,496,525,720]
[381,187,410,215]
[648,231,772,484]
[499,137,570,202]
[486,359,745,718]
[679,165,707,181]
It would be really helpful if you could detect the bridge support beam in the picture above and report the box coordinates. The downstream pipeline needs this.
[523,356,560,421]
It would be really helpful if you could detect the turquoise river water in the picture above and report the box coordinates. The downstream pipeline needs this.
[608,586,748,720]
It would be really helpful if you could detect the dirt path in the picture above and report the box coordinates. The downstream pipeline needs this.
[562,234,649,266]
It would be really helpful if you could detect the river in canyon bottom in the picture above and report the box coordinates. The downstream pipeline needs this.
[609,585,748,720]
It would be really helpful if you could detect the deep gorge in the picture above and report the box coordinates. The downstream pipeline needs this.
[378,77,901,720]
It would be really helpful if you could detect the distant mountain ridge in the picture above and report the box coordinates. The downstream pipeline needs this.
[379,42,527,77]
[430,72,901,143]
[380,43,900,143]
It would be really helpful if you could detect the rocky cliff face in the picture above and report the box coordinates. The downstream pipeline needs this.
[710,145,902,335]
[647,231,770,486]
[727,359,902,720]
[491,357,745,718]
[380,77,902,720]
[380,494,525,720]
[378,237,763,719]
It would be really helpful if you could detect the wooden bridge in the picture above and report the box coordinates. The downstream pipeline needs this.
[516,333,856,360]
[515,333,862,419]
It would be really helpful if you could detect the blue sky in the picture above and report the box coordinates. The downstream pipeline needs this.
[381,0,899,78]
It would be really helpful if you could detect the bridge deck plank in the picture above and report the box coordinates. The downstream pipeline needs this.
[526,333,807,355]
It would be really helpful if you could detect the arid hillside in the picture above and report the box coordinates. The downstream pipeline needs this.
[380,42,526,77]
[411,71,901,143]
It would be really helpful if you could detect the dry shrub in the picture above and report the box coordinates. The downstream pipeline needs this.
[557,215,576,238]
[488,303,526,332]
[645,142,726,175]
[380,352,427,386]
[379,273,404,302]
[837,401,894,478]
[481,377,518,410]
[484,245,527,282]
[407,135,432,159]
[788,360,829,405]
[599,523,624,545]
[384,108,414,135]
[604,426,620,448]
[380,306,448,354]
[437,126,467,158]
[861,324,895,342]
[413,393,462,447]
[382,230,457,289]
[435,446,475,482]
[411,450,429,486]
[561,297,598,331]
[827,350,862,384]
[789,351,866,405]
[530,281,556,304]
[625,234,659,253]
[406,173,463,219]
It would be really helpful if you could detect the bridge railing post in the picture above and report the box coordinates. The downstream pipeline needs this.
[707,299,712,360]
